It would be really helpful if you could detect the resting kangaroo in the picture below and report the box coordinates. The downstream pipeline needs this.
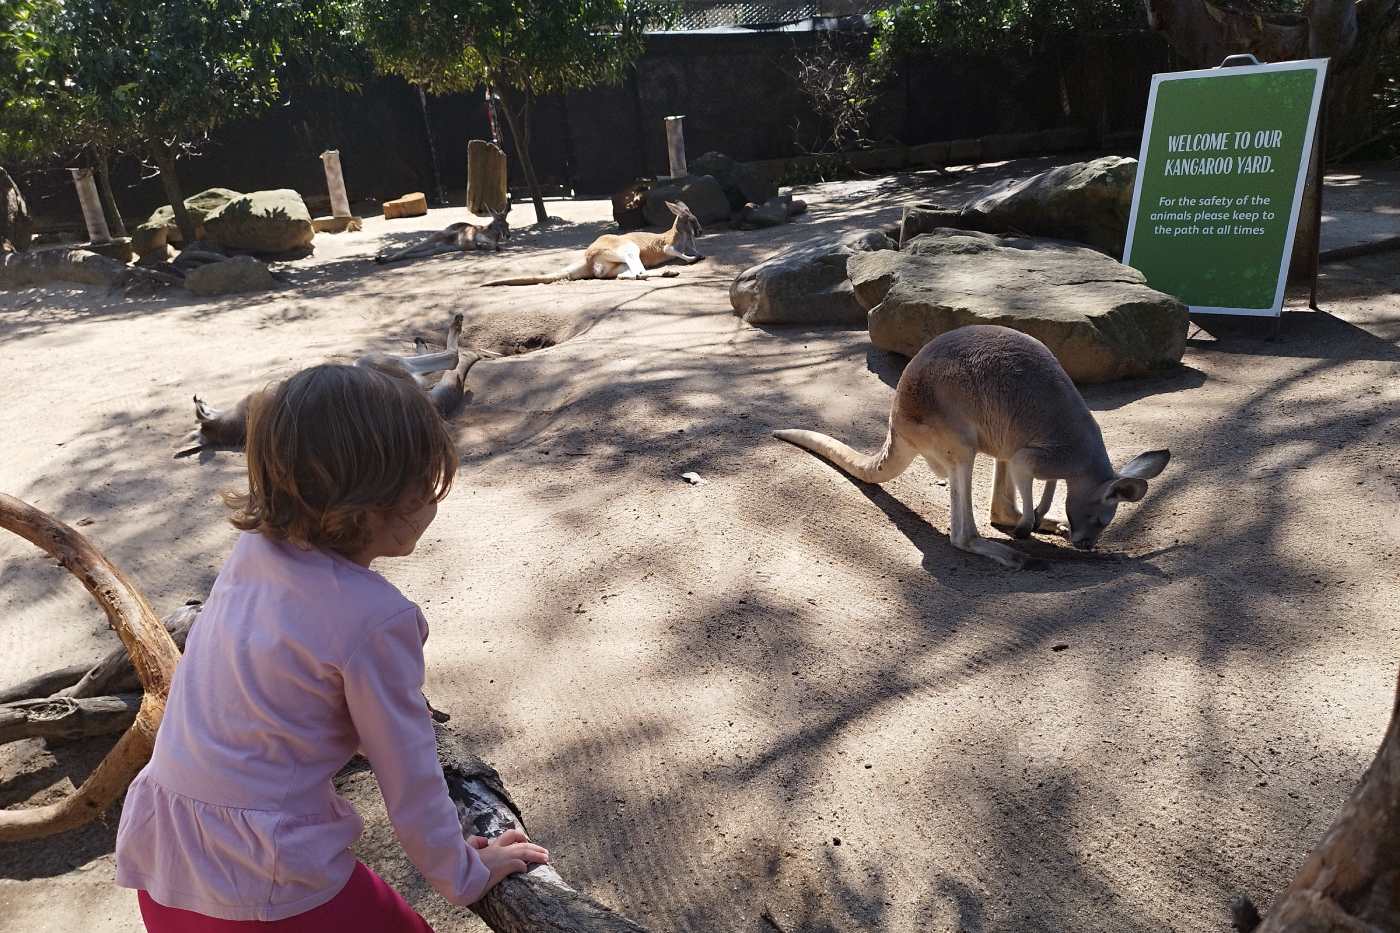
[775,325,1170,569]
[180,314,482,456]
[375,210,510,264]
[482,200,703,286]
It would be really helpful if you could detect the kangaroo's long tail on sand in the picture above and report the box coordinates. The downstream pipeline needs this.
[773,427,917,484]
[481,260,589,287]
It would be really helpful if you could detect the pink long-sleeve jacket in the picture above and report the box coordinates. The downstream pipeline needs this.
[114,532,489,921]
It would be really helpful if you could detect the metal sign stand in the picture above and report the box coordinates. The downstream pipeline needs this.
[1214,54,1324,341]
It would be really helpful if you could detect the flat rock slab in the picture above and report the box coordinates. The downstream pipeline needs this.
[901,157,1137,256]
[848,228,1188,383]
[732,229,895,326]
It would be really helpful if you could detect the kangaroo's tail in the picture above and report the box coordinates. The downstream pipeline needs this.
[481,260,589,287]
[773,425,917,484]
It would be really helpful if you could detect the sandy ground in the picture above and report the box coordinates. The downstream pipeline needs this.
[1,156,1399,933]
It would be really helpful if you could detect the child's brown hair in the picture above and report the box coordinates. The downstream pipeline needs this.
[225,364,457,556]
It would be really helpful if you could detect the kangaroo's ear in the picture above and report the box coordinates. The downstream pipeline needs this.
[666,200,683,216]
[1120,449,1170,480]
[1100,476,1148,504]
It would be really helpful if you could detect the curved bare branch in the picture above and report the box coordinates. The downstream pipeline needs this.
[0,493,181,841]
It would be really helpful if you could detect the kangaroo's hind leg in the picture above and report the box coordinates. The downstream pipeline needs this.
[947,455,1033,569]
[990,460,1022,529]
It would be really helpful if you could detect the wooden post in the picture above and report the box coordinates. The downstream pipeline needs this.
[320,150,352,219]
[69,168,112,244]
[664,116,687,179]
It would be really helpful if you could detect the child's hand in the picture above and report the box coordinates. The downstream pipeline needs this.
[468,828,550,895]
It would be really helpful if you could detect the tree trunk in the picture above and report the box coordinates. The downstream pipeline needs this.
[94,148,128,239]
[496,86,549,225]
[0,494,181,842]
[335,724,652,932]
[0,165,32,252]
[0,664,91,706]
[1141,0,1399,157]
[1244,665,1400,932]
[0,605,198,706]
[0,694,140,745]
[417,86,448,206]
[153,145,198,247]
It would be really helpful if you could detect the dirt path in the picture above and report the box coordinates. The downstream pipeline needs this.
[2,158,1398,933]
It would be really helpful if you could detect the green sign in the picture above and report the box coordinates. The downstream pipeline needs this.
[1123,58,1327,317]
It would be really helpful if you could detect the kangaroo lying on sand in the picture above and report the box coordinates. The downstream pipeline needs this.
[775,325,1170,569]
[180,314,482,456]
[482,201,703,286]
[375,210,510,264]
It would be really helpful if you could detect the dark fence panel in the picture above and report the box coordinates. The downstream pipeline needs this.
[17,30,1172,228]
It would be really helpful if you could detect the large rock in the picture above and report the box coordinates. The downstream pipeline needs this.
[960,156,1138,256]
[1,167,32,252]
[202,189,315,255]
[0,247,131,289]
[643,174,730,227]
[848,228,1187,383]
[132,188,241,259]
[612,180,651,230]
[184,255,276,295]
[731,229,896,326]
[690,151,777,212]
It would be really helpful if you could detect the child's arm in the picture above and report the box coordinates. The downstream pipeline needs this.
[342,606,547,905]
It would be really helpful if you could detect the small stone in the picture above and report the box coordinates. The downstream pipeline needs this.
[1051,644,1069,652]
[383,192,428,220]
[832,837,841,846]
[681,472,707,486]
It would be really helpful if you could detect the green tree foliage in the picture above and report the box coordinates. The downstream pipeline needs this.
[0,0,77,164]
[356,0,671,224]
[2,0,360,243]
[870,0,1145,64]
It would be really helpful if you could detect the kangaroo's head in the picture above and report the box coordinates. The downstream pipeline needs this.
[667,200,701,245]
[1064,449,1170,550]
[488,208,510,241]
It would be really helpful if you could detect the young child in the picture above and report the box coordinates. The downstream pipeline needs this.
[115,364,548,930]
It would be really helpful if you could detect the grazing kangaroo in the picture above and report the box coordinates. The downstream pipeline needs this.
[482,201,703,286]
[180,314,483,456]
[775,325,1170,569]
[374,210,510,264]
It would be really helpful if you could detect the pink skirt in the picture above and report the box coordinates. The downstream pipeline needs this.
[137,862,434,932]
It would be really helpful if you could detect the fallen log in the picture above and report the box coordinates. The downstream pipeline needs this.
[0,663,91,706]
[0,694,140,745]
[0,493,181,841]
[1237,665,1400,932]
[180,314,480,457]
[335,724,650,933]
[0,604,199,705]
[59,604,199,700]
